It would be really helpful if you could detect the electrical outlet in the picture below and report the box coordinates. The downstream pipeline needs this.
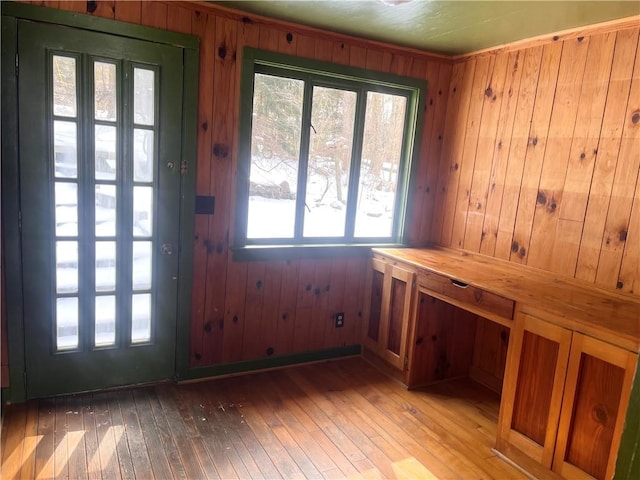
[334,312,345,328]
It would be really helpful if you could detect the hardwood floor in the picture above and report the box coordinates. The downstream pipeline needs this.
[1,357,527,479]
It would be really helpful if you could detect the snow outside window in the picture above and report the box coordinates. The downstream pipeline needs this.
[237,49,425,249]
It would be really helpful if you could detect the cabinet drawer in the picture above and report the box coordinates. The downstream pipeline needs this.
[417,270,514,321]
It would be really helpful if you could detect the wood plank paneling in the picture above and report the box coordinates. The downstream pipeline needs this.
[189,9,216,366]
[526,37,590,271]
[431,60,476,243]
[493,46,544,260]
[8,1,638,385]
[479,50,525,257]
[550,32,617,276]
[418,62,453,243]
[6,0,451,369]
[575,29,638,284]
[509,42,563,264]
[435,26,639,295]
[448,55,492,249]
[113,0,141,24]
[202,15,238,365]
[463,51,510,252]
[595,34,640,289]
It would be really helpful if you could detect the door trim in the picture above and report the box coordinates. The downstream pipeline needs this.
[1,2,198,402]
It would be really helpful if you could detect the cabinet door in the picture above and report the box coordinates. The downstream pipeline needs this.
[497,312,572,467]
[363,258,386,352]
[552,334,637,480]
[379,264,414,369]
[362,259,414,370]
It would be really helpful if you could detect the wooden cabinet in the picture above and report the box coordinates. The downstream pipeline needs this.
[497,312,573,467]
[553,333,637,480]
[366,248,639,480]
[498,311,638,480]
[362,258,414,371]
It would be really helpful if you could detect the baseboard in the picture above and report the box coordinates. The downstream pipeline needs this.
[178,345,362,383]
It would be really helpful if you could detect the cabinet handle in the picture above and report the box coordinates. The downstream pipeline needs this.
[451,279,469,288]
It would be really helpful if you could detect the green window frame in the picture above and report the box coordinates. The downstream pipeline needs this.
[235,48,426,259]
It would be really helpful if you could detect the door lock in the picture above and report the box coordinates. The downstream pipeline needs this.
[161,243,174,255]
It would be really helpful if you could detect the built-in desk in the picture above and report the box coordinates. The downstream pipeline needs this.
[362,246,639,480]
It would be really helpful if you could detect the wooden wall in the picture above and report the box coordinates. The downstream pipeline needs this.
[18,0,451,369]
[430,25,640,295]
[6,1,636,382]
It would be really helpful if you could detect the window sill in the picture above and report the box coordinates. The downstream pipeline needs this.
[232,243,407,262]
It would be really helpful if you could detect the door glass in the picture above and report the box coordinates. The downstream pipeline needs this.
[133,241,152,290]
[50,56,160,350]
[95,295,116,347]
[133,186,153,236]
[95,125,117,180]
[131,67,156,344]
[56,241,78,294]
[94,61,117,121]
[96,241,116,292]
[53,121,78,178]
[57,297,79,350]
[53,55,77,117]
[134,67,155,125]
[95,184,117,237]
[55,182,78,236]
[131,294,151,343]
[133,129,154,182]
[52,54,80,352]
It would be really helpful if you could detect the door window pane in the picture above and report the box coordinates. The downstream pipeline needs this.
[54,121,77,178]
[53,55,77,117]
[55,182,78,236]
[134,68,155,126]
[95,125,117,180]
[133,186,153,237]
[95,184,116,237]
[304,86,356,238]
[56,241,78,294]
[355,92,407,238]
[94,61,117,121]
[96,241,116,292]
[56,297,78,350]
[131,294,151,343]
[95,295,116,347]
[132,241,152,290]
[133,129,154,182]
[247,73,303,239]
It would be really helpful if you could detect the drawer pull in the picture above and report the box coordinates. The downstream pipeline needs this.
[451,279,469,288]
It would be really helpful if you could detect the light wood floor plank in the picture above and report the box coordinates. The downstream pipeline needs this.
[1,358,528,480]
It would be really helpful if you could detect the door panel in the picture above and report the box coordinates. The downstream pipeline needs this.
[18,20,183,398]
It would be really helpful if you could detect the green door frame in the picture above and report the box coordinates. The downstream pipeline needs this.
[1,1,198,402]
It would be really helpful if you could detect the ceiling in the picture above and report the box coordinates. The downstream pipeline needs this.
[214,1,640,56]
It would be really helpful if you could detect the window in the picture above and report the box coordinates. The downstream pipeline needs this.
[236,48,425,254]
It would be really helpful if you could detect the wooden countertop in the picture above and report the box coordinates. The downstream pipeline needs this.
[373,246,640,353]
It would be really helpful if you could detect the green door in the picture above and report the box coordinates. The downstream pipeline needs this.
[18,20,183,398]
